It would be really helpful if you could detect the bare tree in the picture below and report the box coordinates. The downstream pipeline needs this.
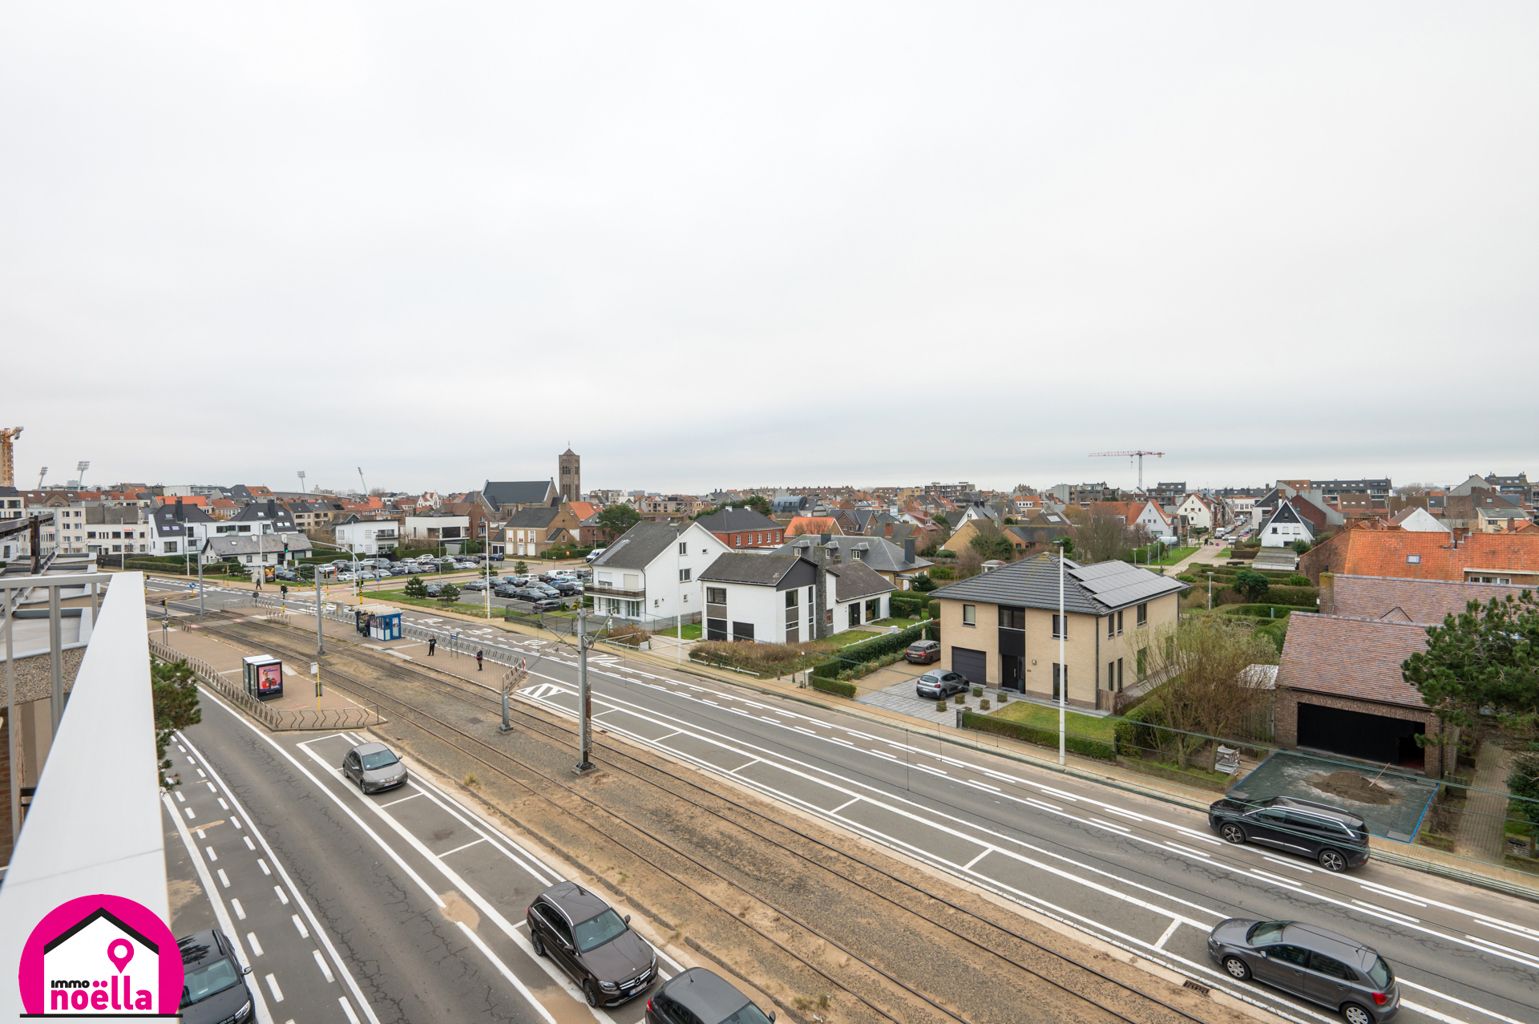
[1075,514,1135,563]
[1137,617,1279,767]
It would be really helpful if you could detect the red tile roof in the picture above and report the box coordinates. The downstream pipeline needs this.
[1325,575,1534,625]
[1276,613,1429,708]
[785,515,844,537]
[1302,530,1539,582]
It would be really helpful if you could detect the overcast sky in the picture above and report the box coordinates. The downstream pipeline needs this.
[3,3,1536,495]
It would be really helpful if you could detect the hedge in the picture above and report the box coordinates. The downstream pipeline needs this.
[1112,696,1165,757]
[811,622,930,679]
[810,676,857,698]
[1258,585,1318,607]
[961,710,1118,761]
[889,593,933,619]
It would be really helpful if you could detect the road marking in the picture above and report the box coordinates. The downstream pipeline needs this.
[1261,855,1313,873]
[381,791,423,807]
[218,798,229,811]
[1090,818,1131,834]
[314,949,335,983]
[244,836,256,851]
[175,790,185,803]
[1398,978,1527,1024]
[247,932,263,957]
[1348,899,1417,924]
[963,780,1001,793]
[831,797,862,813]
[1155,920,1181,949]
[1461,932,1539,971]
[231,816,242,829]
[205,845,217,862]
[217,869,230,889]
[178,724,386,1024]
[1025,798,1062,812]
[340,998,361,1024]
[292,914,308,938]
[231,898,245,921]
[441,837,487,857]
[912,764,947,777]
[962,849,992,869]
[258,858,270,876]
[727,757,760,774]
[185,806,196,820]
[265,973,283,1003]
[275,885,289,905]
[1356,882,1425,908]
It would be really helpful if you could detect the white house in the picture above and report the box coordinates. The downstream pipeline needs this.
[698,548,894,644]
[589,521,730,623]
[1389,507,1451,534]
[1259,500,1314,548]
[1134,500,1178,543]
[335,516,403,555]
[402,514,470,552]
[201,533,312,567]
[1176,493,1219,534]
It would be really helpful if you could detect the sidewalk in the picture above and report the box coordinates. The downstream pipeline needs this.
[1457,741,1517,862]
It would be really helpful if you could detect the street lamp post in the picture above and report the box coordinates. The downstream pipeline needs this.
[1207,571,1214,611]
[1057,540,1067,768]
[484,521,492,620]
[574,604,609,775]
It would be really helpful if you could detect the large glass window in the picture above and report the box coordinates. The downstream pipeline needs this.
[962,604,976,626]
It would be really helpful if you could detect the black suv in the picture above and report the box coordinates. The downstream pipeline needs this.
[178,930,254,1024]
[1208,795,1370,872]
[647,968,776,1024]
[527,881,656,1006]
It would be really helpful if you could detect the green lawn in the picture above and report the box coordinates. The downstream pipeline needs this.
[1217,547,1233,559]
[664,622,703,640]
[870,616,921,628]
[988,700,1118,745]
[1136,544,1197,565]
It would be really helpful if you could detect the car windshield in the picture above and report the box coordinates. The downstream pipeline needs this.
[573,908,628,952]
[920,673,940,683]
[181,959,240,1006]
[360,749,398,770]
[1246,921,1286,944]
[722,1003,776,1024]
[1367,955,1393,988]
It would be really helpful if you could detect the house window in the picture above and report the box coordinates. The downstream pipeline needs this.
[962,604,976,626]
[1107,660,1115,690]
[1052,663,1067,700]
[679,541,688,555]
[679,568,691,582]
[1117,657,1124,690]
[1107,615,1115,639]
[1052,614,1067,639]
[848,603,860,628]
[706,586,727,605]
[1137,647,1147,678]
[866,598,880,620]
[998,607,1024,629]
[1137,602,1148,626]
[1407,554,1421,564]
[1117,610,1124,635]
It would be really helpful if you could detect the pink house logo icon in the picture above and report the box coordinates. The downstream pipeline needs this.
[17,894,183,1017]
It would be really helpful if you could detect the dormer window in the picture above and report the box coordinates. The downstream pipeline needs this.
[1407,554,1421,564]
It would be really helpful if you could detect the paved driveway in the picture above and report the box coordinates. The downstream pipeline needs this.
[857,676,957,720]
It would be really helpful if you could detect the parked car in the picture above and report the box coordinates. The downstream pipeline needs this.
[340,742,408,794]
[550,579,582,595]
[178,930,254,1024]
[501,575,530,587]
[425,583,444,597]
[646,967,775,1024]
[461,579,487,592]
[527,881,657,1007]
[1207,795,1370,872]
[527,597,562,612]
[1207,918,1399,1024]
[336,571,357,582]
[494,584,523,599]
[915,669,968,699]
[904,639,941,664]
[528,583,562,598]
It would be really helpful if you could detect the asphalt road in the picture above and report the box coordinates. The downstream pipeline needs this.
[151,577,1539,1024]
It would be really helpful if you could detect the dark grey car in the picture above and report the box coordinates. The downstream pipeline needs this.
[1208,795,1370,872]
[1208,919,1400,1023]
[178,930,254,1024]
[646,967,776,1024]
[527,881,656,1007]
[341,742,408,794]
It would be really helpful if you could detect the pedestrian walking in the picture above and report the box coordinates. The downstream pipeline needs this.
[428,636,436,656]
[476,649,484,671]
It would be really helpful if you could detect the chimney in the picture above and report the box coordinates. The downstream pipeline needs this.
[807,538,831,640]
[903,538,916,564]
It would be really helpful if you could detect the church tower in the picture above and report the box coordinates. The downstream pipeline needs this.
[558,447,581,503]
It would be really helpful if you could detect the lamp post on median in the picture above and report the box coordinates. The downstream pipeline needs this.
[1057,539,1067,768]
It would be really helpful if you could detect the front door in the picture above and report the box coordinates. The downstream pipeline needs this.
[1001,654,1023,692]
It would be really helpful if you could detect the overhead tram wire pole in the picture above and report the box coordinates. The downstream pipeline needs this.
[573,603,610,775]
[484,520,492,620]
[314,563,325,656]
[1058,539,1067,768]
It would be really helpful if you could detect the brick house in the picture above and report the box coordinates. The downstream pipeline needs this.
[694,506,785,550]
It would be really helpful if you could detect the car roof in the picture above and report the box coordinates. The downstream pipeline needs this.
[177,930,229,967]
[661,968,753,1016]
[1263,796,1366,826]
[1278,922,1377,967]
[352,742,390,756]
[539,880,611,921]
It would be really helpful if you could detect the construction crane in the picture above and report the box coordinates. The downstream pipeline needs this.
[1089,450,1166,492]
[0,426,22,487]
[297,470,307,494]
[357,466,368,496]
[37,466,48,489]
[74,460,90,489]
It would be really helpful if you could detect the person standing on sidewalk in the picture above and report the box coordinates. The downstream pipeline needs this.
[476,649,484,671]
[427,636,436,656]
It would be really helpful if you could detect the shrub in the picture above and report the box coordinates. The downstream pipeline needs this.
[811,623,930,679]
[1283,573,1311,587]
[889,593,931,619]
[979,698,991,711]
[934,549,958,559]
[403,576,427,598]
[963,711,1117,761]
[1262,585,1319,608]
[690,640,806,676]
[811,676,856,698]
[910,573,937,592]
[606,622,650,647]
[929,565,956,581]
[971,686,983,698]
[437,583,460,603]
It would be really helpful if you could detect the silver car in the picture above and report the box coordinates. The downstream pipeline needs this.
[341,742,408,794]
[1208,919,1399,1023]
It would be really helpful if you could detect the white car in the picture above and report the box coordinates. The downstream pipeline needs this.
[336,572,357,582]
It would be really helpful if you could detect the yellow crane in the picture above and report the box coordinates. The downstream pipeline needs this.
[0,426,21,487]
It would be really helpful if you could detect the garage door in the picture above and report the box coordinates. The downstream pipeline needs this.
[1297,703,1425,769]
[952,647,987,685]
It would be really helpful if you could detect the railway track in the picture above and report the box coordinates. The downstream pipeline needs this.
[195,615,1222,1024]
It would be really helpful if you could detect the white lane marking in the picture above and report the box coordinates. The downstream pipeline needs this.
[1155,920,1181,949]
[244,836,256,852]
[162,796,273,1024]
[380,792,422,807]
[1026,798,1062,812]
[185,807,196,820]
[232,898,246,921]
[247,932,263,957]
[727,757,760,774]
[871,750,901,762]
[217,869,230,889]
[1261,855,1313,873]
[231,817,242,830]
[1090,818,1131,834]
[218,797,229,811]
[1163,842,1213,860]
[1398,978,1527,1024]
[175,790,185,803]
[441,837,487,857]
[831,797,862,813]
[204,845,216,861]
[314,948,335,983]
[292,914,308,938]
[1461,932,1539,971]
[179,724,387,1024]
[1349,899,1417,924]
[275,886,289,905]
[205,781,217,793]
[265,973,284,1003]
[913,764,947,777]
[963,849,992,869]
[340,997,361,1024]
[258,859,270,876]
[963,780,1001,793]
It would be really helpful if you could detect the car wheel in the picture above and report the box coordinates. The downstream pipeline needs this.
[530,932,545,957]
[583,979,600,1008]
[1221,955,1250,981]
[1341,1002,1374,1024]
[1219,823,1247,845]
[1318,848,1349,872]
